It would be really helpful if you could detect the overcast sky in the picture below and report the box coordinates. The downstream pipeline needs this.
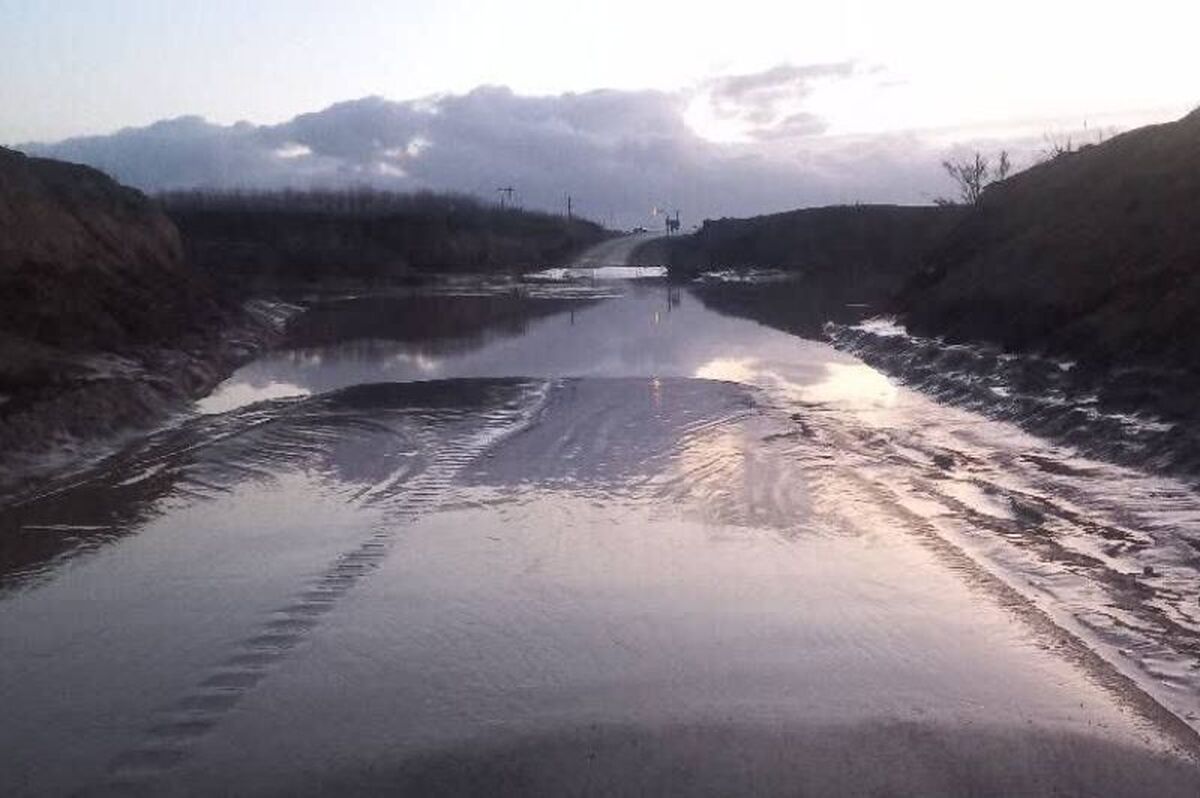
[3,0,1197,225]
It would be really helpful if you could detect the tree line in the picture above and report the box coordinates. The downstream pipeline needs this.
[156,186,591,227]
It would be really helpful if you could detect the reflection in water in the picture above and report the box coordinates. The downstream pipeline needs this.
[199,379,313,410]
[528,264,668,281]
[26,377,1184,795]
[203,283,869,414]
[806,362,898,406]
[0,379,543,594]
[694,356,758,384]
[284,292,591,349]
[464,377,754,493]
[201,291,600,412]
[5,283,1200,794]
[694,356,897,409]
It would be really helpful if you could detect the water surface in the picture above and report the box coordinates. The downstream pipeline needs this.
[4,272,1200,796]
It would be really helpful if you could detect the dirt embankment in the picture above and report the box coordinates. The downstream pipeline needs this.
[903,108,1200,371]
[641,205,965,335]
[0,148,285,491]
[647,204,963,292]
[0,148,220,351]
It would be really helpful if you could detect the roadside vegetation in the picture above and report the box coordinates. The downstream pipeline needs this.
[937,122,1121,207]
[937,151,1012,206]
[908,107,1200,374]
[160,188,611,289]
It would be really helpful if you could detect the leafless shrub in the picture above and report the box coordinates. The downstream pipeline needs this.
[1040,132,1075,162]
[938,149,1012,206]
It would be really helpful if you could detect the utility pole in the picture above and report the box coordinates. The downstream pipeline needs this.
[497,186,515,209]
[566,194,573,221]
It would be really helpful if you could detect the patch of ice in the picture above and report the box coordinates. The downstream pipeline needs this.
[1103,412,1176,434]
[852,316,909,338]
[197,380,311,415]
[527,265,667,281]
[697,269,793,284]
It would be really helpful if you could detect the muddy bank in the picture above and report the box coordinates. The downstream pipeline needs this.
[0,300,294,497]
[0,148,296,495]
[0,150,618,495]
[641,110,1200,452]
[830,318,1200,480]
[0,147,219,352]
[640,204,962,296]
[903,108,1200,373]
[683,276,1200,481]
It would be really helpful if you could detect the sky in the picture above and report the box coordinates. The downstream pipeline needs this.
[3,0,1198,225]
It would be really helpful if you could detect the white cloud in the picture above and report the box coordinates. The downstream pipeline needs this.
[18,66,1170,227]
[273,142,312,159]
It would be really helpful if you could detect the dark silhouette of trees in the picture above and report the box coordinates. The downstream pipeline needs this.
[938,149,1013,206]
[157,187,610,288]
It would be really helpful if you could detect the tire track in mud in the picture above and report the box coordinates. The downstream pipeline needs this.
[768,402,1200,760]
[82,381,552,797]
[848,419,1200,733]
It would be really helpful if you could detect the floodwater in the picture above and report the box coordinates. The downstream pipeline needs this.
[4,262,1200,795]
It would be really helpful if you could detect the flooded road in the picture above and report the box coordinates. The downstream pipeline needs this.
[4,248,1200,795]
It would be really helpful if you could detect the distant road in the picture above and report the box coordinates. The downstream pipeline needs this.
[571,232,662,267]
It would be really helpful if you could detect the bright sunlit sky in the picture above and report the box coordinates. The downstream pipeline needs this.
[4,0,1198,222]
[3,0,1197,144]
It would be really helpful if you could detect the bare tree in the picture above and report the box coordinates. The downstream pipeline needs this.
[938,149,1013,206]
[1040,132,1074,162]
[941,152,990,205]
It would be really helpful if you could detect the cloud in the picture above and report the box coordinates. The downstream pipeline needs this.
[17,67,1029,227]
[749,112,827,141]
[709,62,856,104]
[698,62,856,139]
